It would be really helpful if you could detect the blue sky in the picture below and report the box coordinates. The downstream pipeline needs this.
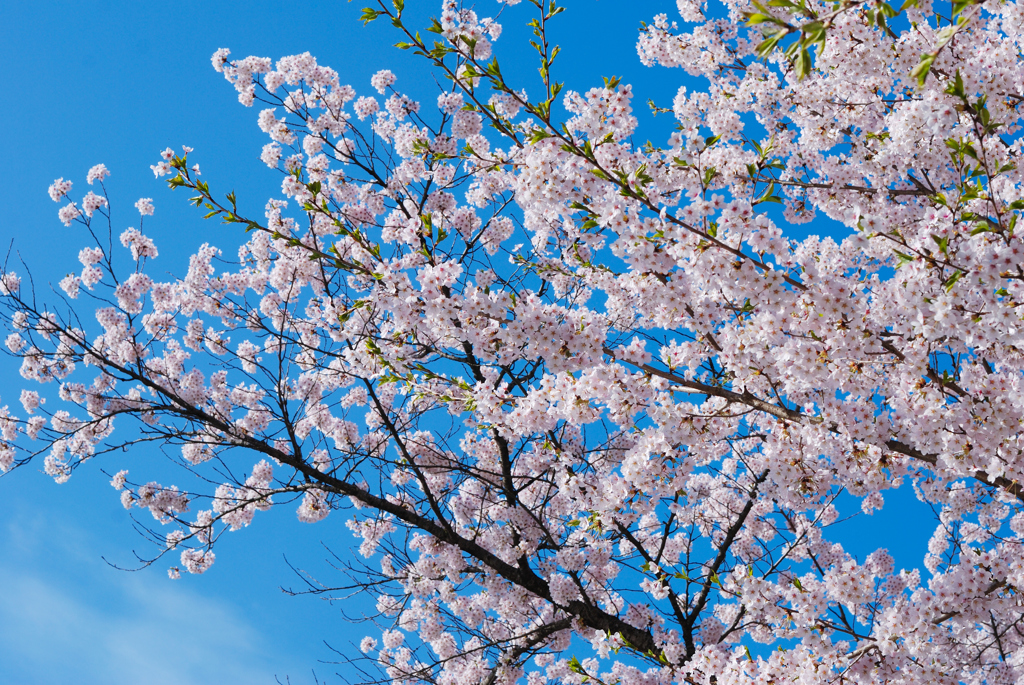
[0,1,938,683]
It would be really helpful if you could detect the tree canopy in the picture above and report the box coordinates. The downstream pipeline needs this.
[4,0,1024,682]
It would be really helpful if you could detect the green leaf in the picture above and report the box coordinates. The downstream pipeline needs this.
[943,270,965,292]
[754,182,782,205]
[755,33,783,59]
[911,53,935,87]
[547,3,566,19]
[529,128,552,144]
[802,20,825,44]
[894,250,915,267]
[359,7,382,24]
[951,0,975,16]
[745,12,777,25]
[944,70,966,99]
[795,47,812,80]
[602,75,622,89]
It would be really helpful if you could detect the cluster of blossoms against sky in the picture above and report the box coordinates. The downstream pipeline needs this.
[5,0,1024,683]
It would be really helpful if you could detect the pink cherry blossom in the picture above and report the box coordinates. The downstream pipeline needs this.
[86,164,110,185]
[370,69,396,94]
[135,198,154,216]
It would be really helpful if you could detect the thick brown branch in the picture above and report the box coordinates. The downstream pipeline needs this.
[605,348,1024,502]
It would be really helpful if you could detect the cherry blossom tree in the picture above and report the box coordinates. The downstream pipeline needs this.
[3,0,1024,682]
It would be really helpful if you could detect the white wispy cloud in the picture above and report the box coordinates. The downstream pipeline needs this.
[0,497,312,685]
[0,564,306,685]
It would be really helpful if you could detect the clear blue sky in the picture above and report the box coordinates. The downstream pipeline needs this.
[0,1,936,683]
